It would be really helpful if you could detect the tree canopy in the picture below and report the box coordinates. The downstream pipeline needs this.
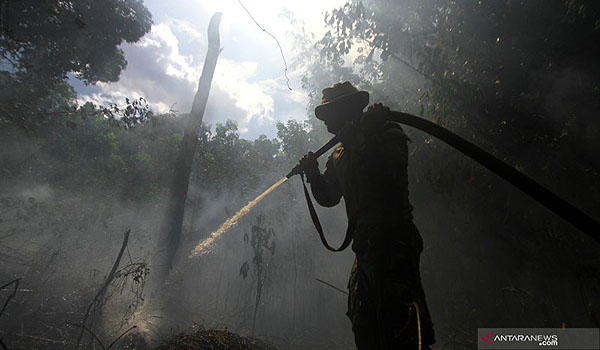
[1,0,151,83]
[0,0,152,128]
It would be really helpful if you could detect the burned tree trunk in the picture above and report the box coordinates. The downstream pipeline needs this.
[160,13,222,276]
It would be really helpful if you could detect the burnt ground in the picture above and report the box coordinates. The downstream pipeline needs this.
[152,328,278,350]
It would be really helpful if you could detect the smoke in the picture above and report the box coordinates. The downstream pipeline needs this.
[0,117,359,349]
[190,177,289,257]
[140,164,357,348]
[2,1,599,349]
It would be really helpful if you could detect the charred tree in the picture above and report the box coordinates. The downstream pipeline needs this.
[160,13,222,276]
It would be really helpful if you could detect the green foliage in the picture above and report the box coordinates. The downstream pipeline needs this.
[276,119,312,164]
[240,214,276,333]
[102,97,154,130]
[1,0,152,84]
[194,120,284,196]
[0,109,317,204]
[0,71,78,129]
[0,0,153,128]
[309,0,600,210]
[321,0,600,151]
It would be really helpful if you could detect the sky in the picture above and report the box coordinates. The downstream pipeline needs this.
[70,0,347,139]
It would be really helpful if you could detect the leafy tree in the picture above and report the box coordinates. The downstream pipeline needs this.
[0,0,153,128]
[1,0,151,83]
[193,120,283,197]
[321,0,600,156]
[276,119,312,165]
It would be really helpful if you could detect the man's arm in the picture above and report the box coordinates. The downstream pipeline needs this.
[308,156,342,207]
[300,153,342,207]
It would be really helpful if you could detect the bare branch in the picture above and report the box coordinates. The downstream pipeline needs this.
[67,322,106,350]
[0,277,21,319]
[106,325,137,350]
[315,278,348,295]
[75,229,130,349]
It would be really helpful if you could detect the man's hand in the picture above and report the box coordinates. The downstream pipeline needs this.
[363,103,390,131]
[298,151,320,179]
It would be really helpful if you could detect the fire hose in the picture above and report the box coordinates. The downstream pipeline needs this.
[287,110,600,245]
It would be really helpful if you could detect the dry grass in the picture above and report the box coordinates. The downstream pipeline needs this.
[157,328,278,350]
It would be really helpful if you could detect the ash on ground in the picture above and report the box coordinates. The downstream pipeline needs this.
[154,328,278,350]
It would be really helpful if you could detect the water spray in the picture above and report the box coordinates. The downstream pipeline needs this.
[190,136,340,257]
[190,177,287,257]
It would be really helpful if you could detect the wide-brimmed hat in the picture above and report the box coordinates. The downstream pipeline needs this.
[315,81,370,121]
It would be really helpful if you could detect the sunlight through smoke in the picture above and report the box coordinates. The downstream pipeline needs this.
[190,177,288,257]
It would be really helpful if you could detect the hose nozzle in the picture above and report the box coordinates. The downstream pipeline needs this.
[285,135,340,179]
[286,164,303,179]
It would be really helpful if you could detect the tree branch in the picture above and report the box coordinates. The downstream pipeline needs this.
[75,229,130,350]
[67,322,106,350]
[0,278,21,319]
[106,325,137,350]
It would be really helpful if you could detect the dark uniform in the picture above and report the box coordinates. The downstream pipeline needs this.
[306,103,435,349]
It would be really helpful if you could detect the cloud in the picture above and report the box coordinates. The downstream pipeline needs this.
[214,60,274,126]
[71,0,341,139]
[75,21,199,114]
[164,18,204,43]
[203,83,248,128]
[208,61,309,137]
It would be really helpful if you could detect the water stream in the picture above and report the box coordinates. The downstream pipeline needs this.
[190,176,289,257]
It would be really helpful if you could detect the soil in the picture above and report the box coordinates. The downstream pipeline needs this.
[155,328,278,350]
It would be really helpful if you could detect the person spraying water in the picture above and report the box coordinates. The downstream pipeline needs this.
[190,82,599,350]
[290,82,435,349]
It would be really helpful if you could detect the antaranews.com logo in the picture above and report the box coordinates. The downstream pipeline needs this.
[477,328,598,349]
[481,332,558,347]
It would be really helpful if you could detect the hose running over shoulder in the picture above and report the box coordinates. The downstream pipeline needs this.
[388,111,600,243]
